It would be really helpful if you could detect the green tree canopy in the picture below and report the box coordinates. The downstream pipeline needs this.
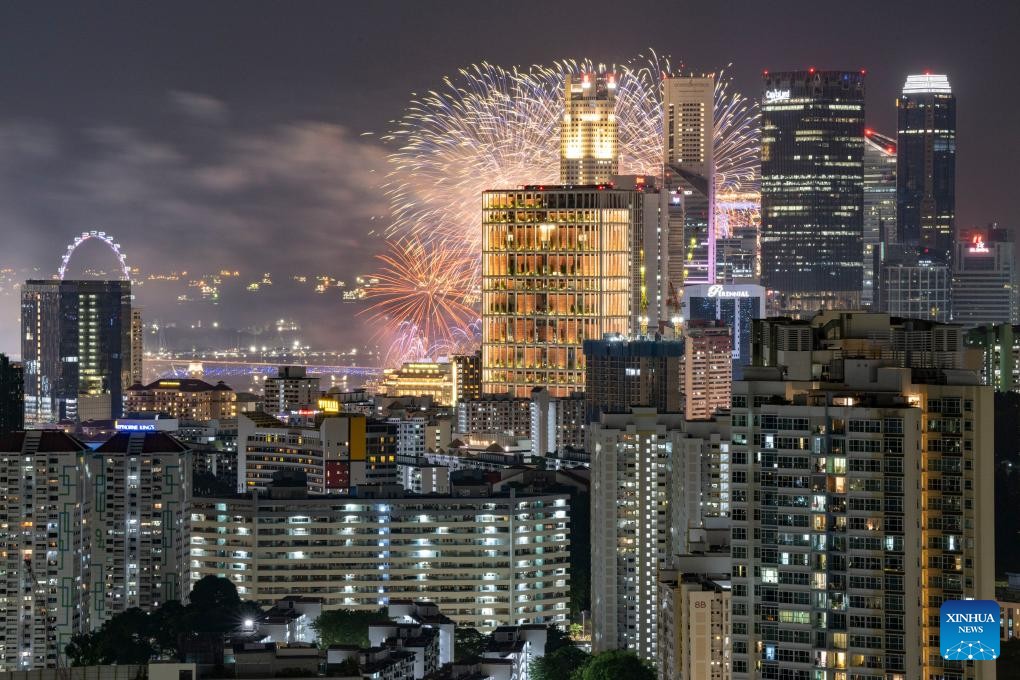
[311,608,388,648]
[453,627,489,662]
[531,644,590,680]
[572,650,655,680]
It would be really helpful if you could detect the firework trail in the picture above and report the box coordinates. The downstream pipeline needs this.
[376,52,761,361]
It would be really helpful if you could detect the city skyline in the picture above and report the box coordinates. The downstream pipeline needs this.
[1,1,1018,357]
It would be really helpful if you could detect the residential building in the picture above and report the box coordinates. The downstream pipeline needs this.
[0,354,23,434]
[189,480,571,631]
[590,408,684,660]
[88,432,191,623]
[965,323,1020,392]
[21,279,133,424]
[237,411,366,494]
[760,70,865,315]
[681,321,733,420]
[130,307,144,386]
[125,377,237,420]
[583,335,683,420]
[481,186,635,397]
[0,431,91,669]
[560,73,618,185]
[456,394,531,440]
[529,387,586,456]
[263,366,321,415]
[729,311,995,680]
[952,225,1018,327]
[657,555,732,680]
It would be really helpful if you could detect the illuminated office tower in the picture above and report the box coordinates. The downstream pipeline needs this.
[897,74,956,264]
[953,225,1018,327]
[760,70,865,315]
[21,279,133,424]
[729,312,995,680]
[612,174,663,334]
[682,283,766,379]
[680,321,732,420]
[482,186,634,397]
[560,73,618,185]
[863,130,896,307]
[663,76,716,287]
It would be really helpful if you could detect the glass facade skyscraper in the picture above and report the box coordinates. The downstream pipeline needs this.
[863,130,896,307]
[761,70,865,315]
[21,279,133,424]
[896,74,956,264]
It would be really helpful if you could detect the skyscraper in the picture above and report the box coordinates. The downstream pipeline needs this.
[897,73,956,264]
[21,279,133,424]
[729,312,994,680]
[662,76,716,287]
[560,73,618,185]
[863,129,896,307]
[952,225,1019,327]
[130,307,144,386]
[760,70,866,315]
[482,186,635,397]
[0,354,23,434]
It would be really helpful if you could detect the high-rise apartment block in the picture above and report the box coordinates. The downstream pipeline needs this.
[760,71,865,315]
[560,73,618,185]
[0,355,23,434]
[656,555,732,680]
[583,336,682,419]
[952,226,1018,327]
[529,387,586,455]
[482,186,636,396]
[263,365,321,415]
[89,432,191,623]
[21,279,133,424]
[126,377,237,420]
[730,312,994,680]
[663,76,716,287]
[681,321,733,420]
[0,430,192,670]
[190,480,570,631]
[591,408,684,660]
[456,393,532,439]
[897,74,956,264]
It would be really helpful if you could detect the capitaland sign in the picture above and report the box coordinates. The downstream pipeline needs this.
[939,600,1000,660]
[706,284,751,299]
[764,89,791,103]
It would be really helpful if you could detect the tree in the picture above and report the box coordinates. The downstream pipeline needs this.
[544,625,573,654]
[190,574,242,611]
[1000,640,1020,680]
[65,632,105,666]
[453,627,489,661]
[573,650,655,680]
[311,609,388,648]
[531,645,589,680]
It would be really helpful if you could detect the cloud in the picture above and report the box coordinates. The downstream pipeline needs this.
[0,112,394,354]
[168,91,229,123]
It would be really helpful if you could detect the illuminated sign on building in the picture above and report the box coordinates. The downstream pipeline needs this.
[968,235,990,253]
[707,284,751,298]
[764,89,791,103]
[115,421,157,432]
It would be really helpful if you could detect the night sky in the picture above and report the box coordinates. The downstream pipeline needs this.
[1,0,1017,355]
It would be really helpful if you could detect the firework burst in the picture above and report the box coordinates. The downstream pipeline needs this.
[376,51,761,352]
[362,237,478,352]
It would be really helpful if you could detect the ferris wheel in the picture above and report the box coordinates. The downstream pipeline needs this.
[57,230,131,280]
